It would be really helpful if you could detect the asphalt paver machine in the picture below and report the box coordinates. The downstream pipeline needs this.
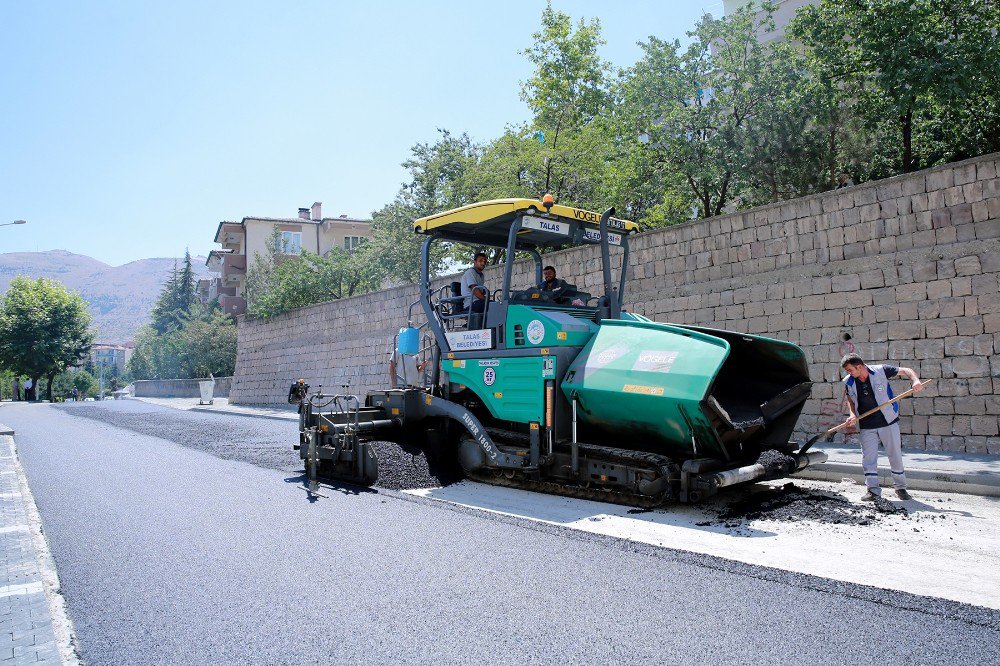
[292,198,827,504]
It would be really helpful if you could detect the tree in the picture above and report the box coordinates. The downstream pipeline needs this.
[0,276,94,401]
[52,369,99,400]
[245,248,383,319]
[519,3,611,202]
[150,250,197,334]
[791,0,1000,175]
[620,4,822,218]
[177,306,238,377]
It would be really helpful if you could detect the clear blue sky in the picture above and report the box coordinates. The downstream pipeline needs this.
[1,1,720,266]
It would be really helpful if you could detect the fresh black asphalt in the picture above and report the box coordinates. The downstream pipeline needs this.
[4,401,998,665]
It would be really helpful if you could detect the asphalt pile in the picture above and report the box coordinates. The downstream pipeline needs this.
[713,482,907,528]
[755,449,797,476]
[368,440,462,491]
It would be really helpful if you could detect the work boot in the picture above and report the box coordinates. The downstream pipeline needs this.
[895,489,913,501]
[860,490,879,502]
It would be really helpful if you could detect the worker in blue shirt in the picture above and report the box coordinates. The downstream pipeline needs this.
[841,353,924,502]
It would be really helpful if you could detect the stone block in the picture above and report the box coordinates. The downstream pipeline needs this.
[895,283,926,302]
[880,199,898,219]
[888,321,922,340]
[963,181,984,203]
[950,203,974,225]
[972,201,991,223]
[955,316,984,336]
[860,203,881,222]
[944,185,967,207]
[974,220,1000,239]
[937,226,959,244]
[952,277,972,297]
[953,396,986,415]
[954,163,977,185]
[853,187,877,206]
[966,437,988,454]
[831,274,861,292]
[984,313,1000,334]
[859,269,884,290]
[944,355,991,378]
[971,416,999,437]
[927,168,954,191]
[912,262,938,282]
[925,319,957,338]
[931,209,952,228]
[979,292,1000,314]
[974,333,995,356]
[914,339,944,359]
[902,174,926,196]
[972,274,999,296]
[944,335,974,356]
[928,415,953,436]
[969,377,994,395]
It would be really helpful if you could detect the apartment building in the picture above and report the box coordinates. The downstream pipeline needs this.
[89,343,131,374]
[723,0,817,42]
[205,202,372,316]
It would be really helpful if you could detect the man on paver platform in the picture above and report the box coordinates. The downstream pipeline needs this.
[461,251,489,314]
[841,353,925,502]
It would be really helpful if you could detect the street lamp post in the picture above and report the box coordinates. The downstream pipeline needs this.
[1,220,27,228]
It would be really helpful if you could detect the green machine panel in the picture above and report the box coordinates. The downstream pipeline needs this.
[561,319,729,457]
[504,305,596,349]
[445,355,555,424]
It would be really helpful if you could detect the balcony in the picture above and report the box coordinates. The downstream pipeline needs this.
[219,294,246,316]
[215,222,244,252]
[222,254,245,283]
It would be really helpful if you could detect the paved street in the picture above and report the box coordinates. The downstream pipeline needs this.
[2,400,998,665]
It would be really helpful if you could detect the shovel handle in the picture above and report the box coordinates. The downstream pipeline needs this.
[800,379,933,453]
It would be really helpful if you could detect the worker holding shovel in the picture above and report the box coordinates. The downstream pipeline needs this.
[841,353,926,502]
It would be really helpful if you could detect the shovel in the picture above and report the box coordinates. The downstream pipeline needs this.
[799,379,934,454]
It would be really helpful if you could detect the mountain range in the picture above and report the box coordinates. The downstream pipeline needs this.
[0,250,212,344]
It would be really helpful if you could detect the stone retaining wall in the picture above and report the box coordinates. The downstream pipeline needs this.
[133,376,232,399]
[230,153,1000,454]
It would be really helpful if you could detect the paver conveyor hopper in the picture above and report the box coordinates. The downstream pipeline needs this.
[291,198,826,504]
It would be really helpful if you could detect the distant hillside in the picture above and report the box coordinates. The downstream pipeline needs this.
[0,250,211,344]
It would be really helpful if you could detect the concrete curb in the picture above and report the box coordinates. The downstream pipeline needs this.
[796,462,1000,498]
[2,433,82,664]
[188,406,297,422]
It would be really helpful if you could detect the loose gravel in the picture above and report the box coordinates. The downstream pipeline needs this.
[706,482,907,530]
[367,440,461,490]
[755,448,796,476]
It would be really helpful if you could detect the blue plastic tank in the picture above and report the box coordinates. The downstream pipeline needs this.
[397,327,420,355]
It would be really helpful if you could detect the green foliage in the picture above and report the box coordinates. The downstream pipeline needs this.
[128,303,238,380]
[246,249,383,319]
[129,255,238,379]
[150,249,197,334]
[0,276,94,400]
[790,0,1000,175]
[52,369,99,400]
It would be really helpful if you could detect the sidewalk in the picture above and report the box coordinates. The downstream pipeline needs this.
[0,424,78,664]
[797,443,1000,498]
[131,397,1000,498]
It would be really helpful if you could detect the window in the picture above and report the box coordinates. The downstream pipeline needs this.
[344,236,365,251]
[276,231,302,255]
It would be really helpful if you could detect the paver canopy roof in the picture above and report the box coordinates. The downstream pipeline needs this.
[413,198,638,250]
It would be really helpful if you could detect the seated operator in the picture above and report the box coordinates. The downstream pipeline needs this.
[461,251,489,313]
[541,265,585,306]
